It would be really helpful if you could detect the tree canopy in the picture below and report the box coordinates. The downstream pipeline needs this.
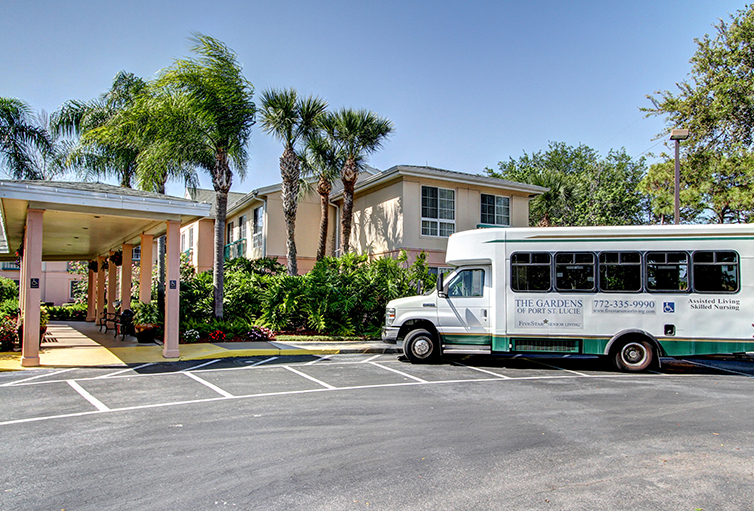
[645,5,754,155]
[643,5,754,223]
[486,142,647,227]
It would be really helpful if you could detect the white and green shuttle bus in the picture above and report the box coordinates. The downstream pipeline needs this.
[382,224,754,371]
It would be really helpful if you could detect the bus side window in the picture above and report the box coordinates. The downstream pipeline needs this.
[555,252,595,292]
[448,269,485,297]
[646,252,689,292]
[599,251,641,292]
[693,251,739,293]
[511,252,551,292]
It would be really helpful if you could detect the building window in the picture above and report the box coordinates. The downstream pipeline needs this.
[480,194,510,226]
[253,206,264,249]
[239,215,247,241]
[70,280,77,300]
[421,186,455,237]
[181,232,186,252]
[227,221,235,244]
[188,227,194,252]
[132,245,141,261]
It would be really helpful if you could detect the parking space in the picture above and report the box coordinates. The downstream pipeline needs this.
[0,353,752,427]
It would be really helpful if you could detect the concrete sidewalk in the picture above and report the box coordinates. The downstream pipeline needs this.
[0,321,400,371]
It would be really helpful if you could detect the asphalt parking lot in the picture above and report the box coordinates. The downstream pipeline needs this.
[1,354,753,510]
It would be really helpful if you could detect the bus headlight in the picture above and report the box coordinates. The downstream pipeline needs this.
[386,308,396,327]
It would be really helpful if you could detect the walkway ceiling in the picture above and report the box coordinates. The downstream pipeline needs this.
[0,181,211,261]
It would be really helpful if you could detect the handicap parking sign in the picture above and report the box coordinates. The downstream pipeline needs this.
[663,302,675,313]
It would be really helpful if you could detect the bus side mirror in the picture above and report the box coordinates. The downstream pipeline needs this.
[437,273,447,298]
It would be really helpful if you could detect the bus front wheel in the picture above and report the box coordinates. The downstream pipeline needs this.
[404,329,439,363]
[612,339,654,372]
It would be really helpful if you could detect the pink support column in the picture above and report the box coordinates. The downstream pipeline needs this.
[96,256,106,324]
[107,251,117,313]
[18,249,26,315]
[21,209,44,367]
[120,244,133,311]
[163,221,181,358]
[139,234,153,303]
[86,266,96,322]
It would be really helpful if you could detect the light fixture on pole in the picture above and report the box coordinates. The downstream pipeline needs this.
[670,129,689,224]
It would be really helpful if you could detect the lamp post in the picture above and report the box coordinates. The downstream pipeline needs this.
[670,129,689,224]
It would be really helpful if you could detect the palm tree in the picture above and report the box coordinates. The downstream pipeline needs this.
[321,108,393,254]
[300,133,342,260]
[52,71,148,187]
[127,34,256,319]
[259,89,327,275]
[0,97,53,179]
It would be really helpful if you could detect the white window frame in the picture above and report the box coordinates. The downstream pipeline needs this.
[480,193,511,226]
[421,186,455,237]
[252,206,264,250]
[238,215,247,241]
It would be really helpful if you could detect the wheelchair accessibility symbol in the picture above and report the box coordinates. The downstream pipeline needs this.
[663,302,675,313]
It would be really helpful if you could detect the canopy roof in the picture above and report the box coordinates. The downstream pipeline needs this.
[0,180,211,261]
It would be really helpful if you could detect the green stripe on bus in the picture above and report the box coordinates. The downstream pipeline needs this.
[484,236,754,244]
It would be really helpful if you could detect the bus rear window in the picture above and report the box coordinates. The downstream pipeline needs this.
[646,252,689,292]
[693,251,739,293]
[511,252,551,292]
[599,252,641,292]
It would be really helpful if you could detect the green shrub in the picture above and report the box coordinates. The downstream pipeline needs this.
[0,277,18,302]
[47,303,87,321]
[0,298,19,319]
[178,252,434,337]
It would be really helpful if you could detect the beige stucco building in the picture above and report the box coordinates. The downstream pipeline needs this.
[182,165,546,274]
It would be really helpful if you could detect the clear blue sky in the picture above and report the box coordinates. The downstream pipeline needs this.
[1,0,746,197]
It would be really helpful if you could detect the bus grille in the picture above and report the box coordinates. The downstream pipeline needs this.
[512,339,580,353]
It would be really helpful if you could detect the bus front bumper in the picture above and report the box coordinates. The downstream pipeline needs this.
[381,326,399,344]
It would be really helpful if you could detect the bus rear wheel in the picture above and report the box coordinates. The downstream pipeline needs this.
[613,339,654,372]
[403,328,439,363]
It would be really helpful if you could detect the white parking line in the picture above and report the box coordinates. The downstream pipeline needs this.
[93,363,156,379]
[67,380,110,411]
[305,355,331,365]
[451,361,511,379]
[283,366,336,389]
[245,357,278,366]
[183,372,234,398]
[1,368,78,386]
[181,359,220,372]
[370,362,428,383]
[360,355,382,363]
[0,371,725,427]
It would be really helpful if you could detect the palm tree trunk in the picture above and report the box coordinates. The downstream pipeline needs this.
[280,145,299,275]
[212,151,232,319]
[339,159,358,254]
[316,178,331,261]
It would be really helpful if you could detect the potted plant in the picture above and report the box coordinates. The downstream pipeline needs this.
[109,251,123,267]
[132,302,162,343]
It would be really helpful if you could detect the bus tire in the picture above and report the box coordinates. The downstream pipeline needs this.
[403,328,439,364]
[612,338,654,372]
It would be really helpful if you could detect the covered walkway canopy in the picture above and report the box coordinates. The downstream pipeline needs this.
[0,180,211,366]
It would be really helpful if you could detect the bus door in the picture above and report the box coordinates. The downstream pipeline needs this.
[437,267,491,345]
